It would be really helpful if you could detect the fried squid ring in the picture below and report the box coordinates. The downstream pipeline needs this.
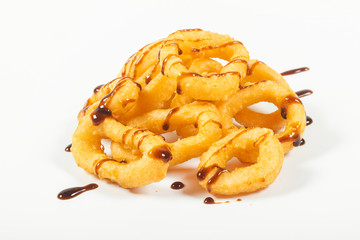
[197,128,284,195]
[159,29,249,101]
[233,60,290,132]
[72,104,172,188]
[217,80,306,153]
[119,101,223,166]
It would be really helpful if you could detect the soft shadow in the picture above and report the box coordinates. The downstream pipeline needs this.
[167,165,205,197]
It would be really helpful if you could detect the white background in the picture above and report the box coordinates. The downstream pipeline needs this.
[1,0,360,239]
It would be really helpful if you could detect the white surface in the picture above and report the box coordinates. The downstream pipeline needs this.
[1,0,360,239]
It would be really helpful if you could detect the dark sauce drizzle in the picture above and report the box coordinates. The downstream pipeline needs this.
[225,59,250,75]
[65,144,72,152]
[122,129,132,144]
[280,95,303,120]
[296,89,313,98]
[248,61,264,75]
[171,181,185,190]
[176,82,182,94]
[281,67,309,76]
[192,41,243,53]
[137,134,152,149]
[161,54,177,75]
[57,183,98,200]
[163,107,180,130]
[91,78,129,126]
[95,159,119,176]
[206,167,228,192]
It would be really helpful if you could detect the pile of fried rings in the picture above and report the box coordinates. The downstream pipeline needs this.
[72,29,307,196]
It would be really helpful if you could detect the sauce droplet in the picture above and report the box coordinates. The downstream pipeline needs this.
[171,181,185,190]
[148,145,173,163]
[204,197,215,204]
[65,144,72,152]
[281,67,309,76]
[306,116,313,126]
[57,183,98,200]
[93,84,104,94]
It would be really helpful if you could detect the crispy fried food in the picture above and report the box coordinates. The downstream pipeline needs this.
[70,29,310,196]
[217,80,306,153]
[73,104,172,188]
[197,128,284,195]
[122,101,223,166]
[160,29,249,101]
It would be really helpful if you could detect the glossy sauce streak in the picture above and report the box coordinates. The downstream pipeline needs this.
[280,95,303,119]
[93,84,104,94]
[122,53,136,77]
[145,62,160,84]
[176,82,182,94]
[177,72,203,81]
[57,183,98,200]
[208,128,248,160]
[163,42,182,55]
[281,67,309,76]
[171,181,185,190]
[254,133,270,147]
[196,129,247,185]
[94,159,118,176]
[122,129,132,144]
[206,167,228,192]
[148,145,173,163]
[239,80,267,90]
[306,116,313,126]
[225,59,250,75]
[65,144,72,152]
[137,134,152,149]
[278,122,302,146]
[194,111,210,128]
[121,98,136,108]
[207,72,240,78]
[191,41,243,53]
[162,107,180,130]
[132,41,162,78]
[161,54,177,75]
[178,28,203,32]
[197,164,218,181]
[248,61,264,75]
[91,78,129,126]
[132,129,147,143]
[296,89,313,98]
